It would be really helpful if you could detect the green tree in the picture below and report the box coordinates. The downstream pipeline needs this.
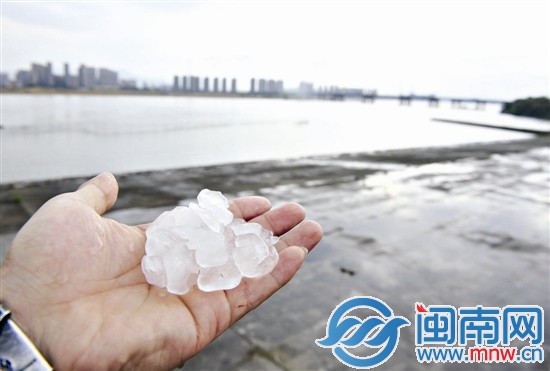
[502,97,550,120]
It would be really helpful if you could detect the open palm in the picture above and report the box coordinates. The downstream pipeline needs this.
[0,172,323,370]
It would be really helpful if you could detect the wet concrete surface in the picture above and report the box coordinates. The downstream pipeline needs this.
[1,137,548,370]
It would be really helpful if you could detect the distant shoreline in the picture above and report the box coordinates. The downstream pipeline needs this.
[2,88,513,108]
[0,87,290,99]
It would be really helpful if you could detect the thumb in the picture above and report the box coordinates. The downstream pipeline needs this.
[75,172,119,215]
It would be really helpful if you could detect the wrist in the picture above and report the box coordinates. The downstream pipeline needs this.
[0,304,52,370]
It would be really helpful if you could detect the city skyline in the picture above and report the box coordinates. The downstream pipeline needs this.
[4,60,290,95]
[4,60,339,97]
[1,1,548,100]
[0,59,530,105]
[0,60,450,103]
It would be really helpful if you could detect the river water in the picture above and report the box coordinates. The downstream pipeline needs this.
[0,94,535,183]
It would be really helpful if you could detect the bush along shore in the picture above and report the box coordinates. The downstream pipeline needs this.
[502,97,550,120]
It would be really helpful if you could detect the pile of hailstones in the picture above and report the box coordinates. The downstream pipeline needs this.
[141,189,279,294]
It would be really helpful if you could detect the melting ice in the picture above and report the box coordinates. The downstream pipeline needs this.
[141,189,279,294]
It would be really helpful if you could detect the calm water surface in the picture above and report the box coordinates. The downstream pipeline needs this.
[1,94,534,183]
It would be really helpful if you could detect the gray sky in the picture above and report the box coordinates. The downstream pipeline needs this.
[1,0,548,100]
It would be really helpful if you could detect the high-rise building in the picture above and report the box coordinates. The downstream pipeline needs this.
[64,63,70,87]
[182,76,188,91]
[173,76,180,91]
[213,77,219,93]
[78,65,96,89]
[46,63,54,87]
[255,77,284,95]
[62,63,79,89]
[298,82,314,96]
[222,78,227,93]
[0,73,9,88]
[192,76,200,92]
[231,78,237,93]
[276,80,284,93]
[267,79,276,93]
[98,68,118,88]
[15,70,31,87]
[204,77,209,92]
[30,63,48,86]
[250,78,255,94]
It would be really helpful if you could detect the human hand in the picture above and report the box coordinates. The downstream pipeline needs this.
[0,172,323,370]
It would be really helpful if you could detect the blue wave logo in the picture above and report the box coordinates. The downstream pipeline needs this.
[316,296,410,369]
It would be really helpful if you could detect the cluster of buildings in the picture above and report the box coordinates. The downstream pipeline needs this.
[172,75,285,96]
[2,62,137,90]
[1,61,373,100]
[297,82,370,99]
[173,76,238,94]
[251,78,284,95]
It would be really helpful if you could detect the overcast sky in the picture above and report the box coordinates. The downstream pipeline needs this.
[1,0,548,100]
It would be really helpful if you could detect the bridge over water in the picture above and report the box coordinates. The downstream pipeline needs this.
[317,92,549,135]
[319,91,505,110]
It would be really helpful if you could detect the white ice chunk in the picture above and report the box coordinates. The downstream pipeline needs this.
[142,189,280,294]
[197,189,233,225]
[190,202,223,233]
[235,233,269,251]
[253,243,279,277]
[260,227,275,241]
[145,228,187,256]
[197,189,229,210]
[234,234,272,277]
[149,210,178,229]
[188,229,229,267]
[197,260,242,291]
[164,253,199,295]
[224,225,237,248]
[229,218,245,226]
[209,207,233,226]
[232,222,264,236]
[141,255,167,288]
[173,206,203,227]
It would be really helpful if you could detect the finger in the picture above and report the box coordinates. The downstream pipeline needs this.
[276,220,323,253]
[226,246,307,322]
[229,196,271,221]
[248,202,305,236]
[74,172,119,215]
